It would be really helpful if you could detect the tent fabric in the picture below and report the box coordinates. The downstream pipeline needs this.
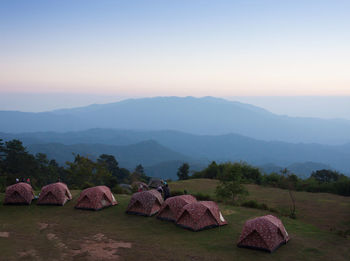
[126,189,164,216]
[132,181,149,190]
[75,186,117,211]
[4,182,35,205]
[157,195,197,222]
[37,182,72,206]
[176,201,227,231]
[237,215,290,252]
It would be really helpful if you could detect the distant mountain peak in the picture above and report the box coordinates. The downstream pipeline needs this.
[1,96,350,145]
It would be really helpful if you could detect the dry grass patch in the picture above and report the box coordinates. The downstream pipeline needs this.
[245,184,350,231]
[71,234,132,261]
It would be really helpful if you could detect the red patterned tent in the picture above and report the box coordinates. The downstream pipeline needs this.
[176,201,227,231]
[237,215,290,252]
[157,195,197,222]
[148,178,164,189]
[126,189,164,216]
[4,182,35,205]
[37,182,72,206]
[75,186,117,210]
[131,181,149,191]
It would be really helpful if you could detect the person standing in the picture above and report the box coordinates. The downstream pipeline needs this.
[163,183,170,200]
[157,185,163,195]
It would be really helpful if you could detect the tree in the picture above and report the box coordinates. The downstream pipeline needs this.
[65,154,112,189]
[177,163,189,180]
[281,168,296,219]
[311,169,340,183]
[98,154,119,172]
[130,164,150,183]
[215,180,248,203]
[0,138,5,160]
[200,161,219,179]
[215,162,248,203]
[2,139,39,186]
[97,154,129,183]
[240,163,262,184]
[0,139,5,191]
[135,164,145,174]
[35,153,51,186]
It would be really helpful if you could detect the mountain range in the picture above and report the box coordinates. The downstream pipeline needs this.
[1,96,350,145]
[1,96,349,178]
[1,128,349,179]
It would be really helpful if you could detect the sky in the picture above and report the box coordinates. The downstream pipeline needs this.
[0,0,350,115]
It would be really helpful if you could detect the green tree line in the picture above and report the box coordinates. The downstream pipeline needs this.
[190,161,350,197]
[0,139,150,192]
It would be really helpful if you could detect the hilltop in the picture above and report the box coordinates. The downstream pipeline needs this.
[0,179,349,260]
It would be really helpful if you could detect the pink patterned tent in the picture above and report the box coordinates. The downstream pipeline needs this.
[176,201,227,231]
[131,181,149,191]
[157,195,197,222]
[126,189,164,216]
[37,182,72,206]
[237,215,290,252]
[4,182,35,205]
[75,186,117,211]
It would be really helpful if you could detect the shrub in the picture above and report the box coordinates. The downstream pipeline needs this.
[241,200,259,208]
[112,184,130,194]
[193,192,212,201]
[81,181,94,190]
[336,229,350,238]
[215,180,248,204]
[170,190,185,197]
[0,176,6,192]
[131,184,138,193]
[241,200,269,210]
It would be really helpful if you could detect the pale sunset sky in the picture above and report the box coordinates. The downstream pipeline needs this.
[0,0,350,115]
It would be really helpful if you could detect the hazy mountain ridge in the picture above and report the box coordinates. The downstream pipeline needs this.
[1,96,350,144]
[27,140,191,171]
[258,162,333,178]
[2,128,349,177]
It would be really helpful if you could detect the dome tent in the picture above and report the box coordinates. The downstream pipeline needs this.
[75,186,117,210]
[176,201,227,231]
[37,182,72,206]
[157,195,197,222]
[237,215,290,253]
[126,189,163,216]
[132,181,149,191]
[4,182,35,205]
[148,178,164,189]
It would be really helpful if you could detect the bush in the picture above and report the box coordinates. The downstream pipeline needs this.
[241,200,269,210]
[336,229,350,238]
[289,212,297,219]
[0,176,6,192]
[193,192,212,201]
[111,184,130,194]
[170,190,185,197]
[215,180,248,204]
[241,200,259,208]
[131,184,138,193]
[82,181,94,190]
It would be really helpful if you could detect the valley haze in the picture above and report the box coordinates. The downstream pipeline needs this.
[1,96,349,178]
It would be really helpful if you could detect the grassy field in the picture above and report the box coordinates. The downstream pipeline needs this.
[170,179,350,231]
[0,179,349,261]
